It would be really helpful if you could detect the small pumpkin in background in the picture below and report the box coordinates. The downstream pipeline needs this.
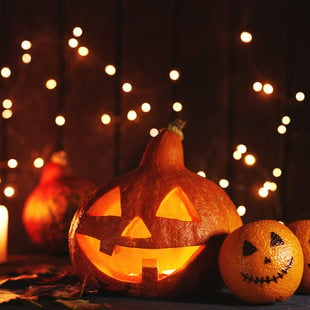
[288,219,310,294]
[22,151,95,255]
[69,120,242,298]
[218,220,304,304]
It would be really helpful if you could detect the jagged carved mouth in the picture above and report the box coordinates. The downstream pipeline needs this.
[241,257,293,285]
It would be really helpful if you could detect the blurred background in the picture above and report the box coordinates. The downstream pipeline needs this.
[0,0,309,254]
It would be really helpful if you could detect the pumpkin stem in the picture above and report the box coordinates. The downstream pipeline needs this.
[166,119,186,141]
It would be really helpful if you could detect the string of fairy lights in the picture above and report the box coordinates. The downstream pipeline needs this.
[0,26,307,219]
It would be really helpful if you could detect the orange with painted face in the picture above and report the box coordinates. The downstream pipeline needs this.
[288,219,310,294]
[69,120,242,298]
[218,220,304,304]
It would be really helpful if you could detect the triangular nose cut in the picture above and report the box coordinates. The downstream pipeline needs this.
[121,216,152,239]
[264,257,271,264]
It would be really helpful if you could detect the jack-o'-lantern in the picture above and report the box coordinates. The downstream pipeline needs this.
[69,120,242,298]
[22,151,95,254]
[219,220,304,304]
[288,219,310,294]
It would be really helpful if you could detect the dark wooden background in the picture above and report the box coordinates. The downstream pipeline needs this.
[0,0,309,254]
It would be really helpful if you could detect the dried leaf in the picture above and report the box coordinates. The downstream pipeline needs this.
[56,299,102,309]
[0,274,38,286]
[0,289,20,303]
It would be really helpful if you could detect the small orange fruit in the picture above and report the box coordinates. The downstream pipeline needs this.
[218,220,304,304]
[287,219,310,294]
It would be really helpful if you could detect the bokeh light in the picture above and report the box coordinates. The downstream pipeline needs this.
[101,113,112,125]
[240,31,252,43]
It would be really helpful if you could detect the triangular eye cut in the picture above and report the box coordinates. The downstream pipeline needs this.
[243,240,257,256]
[87,187,121,217]
[270,232,284,247]
[155,187,201,222]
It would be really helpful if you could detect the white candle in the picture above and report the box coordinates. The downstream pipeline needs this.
[0,205,8,263]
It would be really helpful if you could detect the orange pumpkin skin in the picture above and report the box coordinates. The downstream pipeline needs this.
[22,151,95,254]
[288,220,310,294]
[69,121,242,298]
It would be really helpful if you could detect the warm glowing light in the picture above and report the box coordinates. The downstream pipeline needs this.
[236,144,247,154]
[101,113,112,125]
[68,38,79,48]
[240,31,252,43]
[237,205,246,216]
[149,128,159,137]
[1,67,11,78]
[73,26,83,37]
[2,99,12,109]
[78,46,89,56]
[263,83,273,94]
[253,82,263,92]
[258,187,269,198]
[169,69,180,81]
[244,154,256,166]
[233,150,242,160]
[281,115,291,125]
[172,101,183,112]
[141,102,151,112]
[295,91,305,102]
[2,109,13,119]
[4,186,15,198]
[277,124,287,134]
[33,157,44,168]
[7,159,18,168]
[104,64,116,76]
[22,53,32,64]
[263,181,272,190]
[122,82,132,93]
[21,40,32,50]
[269,182,277,192]
[273,168,282,177]
[219,179,229,188]
[127,110,137,121]
[55,115,66,126]
[46,79,57,90]
[197,171,206,178]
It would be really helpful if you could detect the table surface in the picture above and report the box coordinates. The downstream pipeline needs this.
[0,255,309,309]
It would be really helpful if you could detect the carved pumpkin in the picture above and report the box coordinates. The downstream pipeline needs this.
[288,219,310,294]
[22,151,95,254]
[69,120,242,298]
[218,220,304,304]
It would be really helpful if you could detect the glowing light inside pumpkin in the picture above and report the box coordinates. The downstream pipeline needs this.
[33,157,44,168]
[1,67,11,78]
[240,31,252,43]
[105,65,116,76]
[121,216,151,238]
[76,233,205,283]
